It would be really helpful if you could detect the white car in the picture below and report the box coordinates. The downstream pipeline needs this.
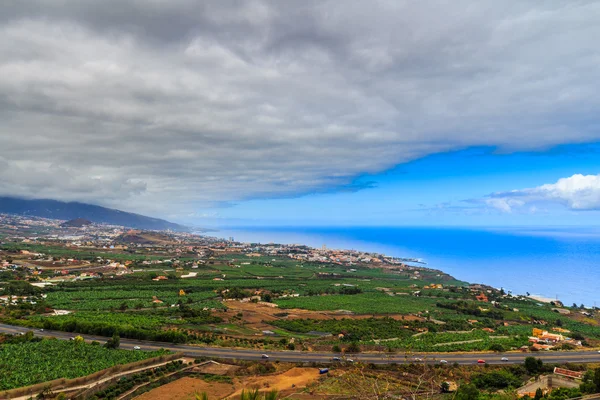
[133,346,141,350]
[501,357,509,361]
[440,360,448,364]
[261,354,269,359]
[346,358,354,363]
[413,357,423,362]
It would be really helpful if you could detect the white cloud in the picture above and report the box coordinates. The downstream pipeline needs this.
[487,174,600,212]
[1,1,600,220]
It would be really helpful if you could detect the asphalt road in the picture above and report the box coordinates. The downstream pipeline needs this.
[2,323,600,365]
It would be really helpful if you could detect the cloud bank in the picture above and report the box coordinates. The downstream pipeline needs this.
[486,174,600,212]
[1,1,600,218]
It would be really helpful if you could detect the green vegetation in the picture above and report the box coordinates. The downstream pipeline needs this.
[3,240,600,353]
[0,338,169,390]
[90,360,185,400]
[275,292,441,314]
[472,370,522,391]
[22,309,221,343]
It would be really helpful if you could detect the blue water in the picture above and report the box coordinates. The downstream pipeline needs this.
[212,226,600,306]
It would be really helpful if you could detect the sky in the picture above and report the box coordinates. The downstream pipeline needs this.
[1,1,600,228]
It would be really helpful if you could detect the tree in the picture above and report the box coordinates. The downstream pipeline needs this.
[263,390,279,400]
[104,333,120,349]
[533,388,544,400]
[594,368,600,393]
[571,332,585,340]
[555,319,563,327]
[239,389,260,400]
[580,369,598,394]
[472,371,521,391]
[455,383,480,400]
[346,342,361,353]
[262,293,272,302]
[441,381,450,393]
[332,345,342,353]
[524,357,543,374]
[489,343,505,352]
[195,392,209,400]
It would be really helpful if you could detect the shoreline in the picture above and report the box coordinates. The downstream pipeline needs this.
[203,226,600,306]
[209,228,532,300]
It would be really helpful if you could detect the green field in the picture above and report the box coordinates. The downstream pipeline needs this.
[275,292,441,314]
[3,243,600,352]
[0,338,169,390]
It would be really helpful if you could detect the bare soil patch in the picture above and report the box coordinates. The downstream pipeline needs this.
[227,367,321,399]
[134,377,233,400]
[193,361,239,375]
[225,301,424,323]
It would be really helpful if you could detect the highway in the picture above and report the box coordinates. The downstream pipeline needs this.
[2,323,600,365]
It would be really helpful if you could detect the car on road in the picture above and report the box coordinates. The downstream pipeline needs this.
[133,346,141,350]
[477,359,486,364]
[332,357,342,361]
[501,357,509,361]
[439,360,448,364]
[261,354,269,359]
[346,358,354,363]
[413,357,423,362]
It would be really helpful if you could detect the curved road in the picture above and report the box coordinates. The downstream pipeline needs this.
[2,323,600,365]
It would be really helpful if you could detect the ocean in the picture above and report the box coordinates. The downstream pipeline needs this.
[211,226,600,306]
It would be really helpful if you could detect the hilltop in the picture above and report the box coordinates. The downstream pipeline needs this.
[0,197,187,231]
[61,218,92,228]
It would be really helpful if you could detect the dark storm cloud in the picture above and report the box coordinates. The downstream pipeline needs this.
[1,1,600,218]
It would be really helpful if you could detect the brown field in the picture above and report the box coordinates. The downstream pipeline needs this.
[134,376,234,400]
[134,367,322,400]
[227,367,321,399]
[224,301,424,322]
[193,361,240,375]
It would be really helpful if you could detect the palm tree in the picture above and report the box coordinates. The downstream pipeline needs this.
[263,390,279,400]
[239,389,278,400]
[195,392,209,400]
[239,389,260,400]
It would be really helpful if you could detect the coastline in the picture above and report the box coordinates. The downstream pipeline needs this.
[208,226,600,306]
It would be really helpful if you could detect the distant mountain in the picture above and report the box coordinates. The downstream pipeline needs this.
[0,197,187,231]
[61,218,92,228]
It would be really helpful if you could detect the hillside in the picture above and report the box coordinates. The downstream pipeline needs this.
[115,231,180,245]
[61,218,92,228]
[0,197,187,231]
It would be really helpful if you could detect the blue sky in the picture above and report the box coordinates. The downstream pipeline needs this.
[209,143,600,227]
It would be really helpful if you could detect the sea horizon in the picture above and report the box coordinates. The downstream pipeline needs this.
[205,225,600,307]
